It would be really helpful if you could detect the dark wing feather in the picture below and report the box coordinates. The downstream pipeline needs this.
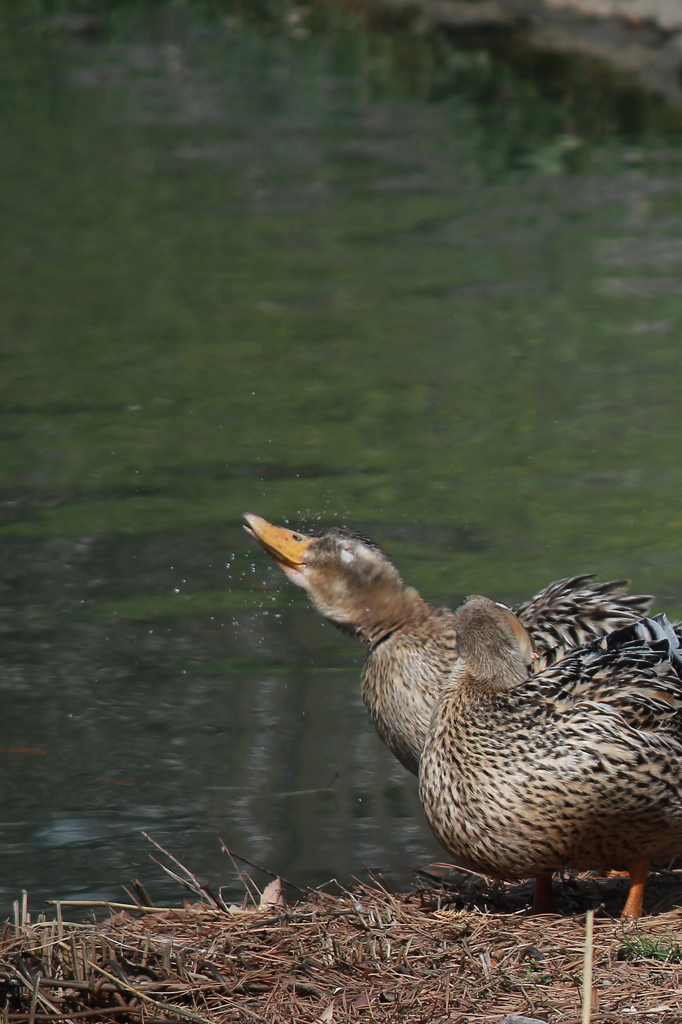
[531,614,682,741]
[513,575,653,671]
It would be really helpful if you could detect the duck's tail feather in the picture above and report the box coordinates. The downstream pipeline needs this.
[514,575,653,669]
[607,613,682,675]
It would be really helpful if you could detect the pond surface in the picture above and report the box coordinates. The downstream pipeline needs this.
[2,2,682,912]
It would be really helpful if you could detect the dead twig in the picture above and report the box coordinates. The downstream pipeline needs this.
[218,841,307,896]
[6,864,682,1023]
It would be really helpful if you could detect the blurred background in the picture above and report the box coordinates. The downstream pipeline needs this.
[2,0,682,912]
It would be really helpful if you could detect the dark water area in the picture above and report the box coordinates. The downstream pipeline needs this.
[3,0,682,912]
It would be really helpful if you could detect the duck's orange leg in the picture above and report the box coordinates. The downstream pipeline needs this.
[621,856,649,919]
[532,872,557,914]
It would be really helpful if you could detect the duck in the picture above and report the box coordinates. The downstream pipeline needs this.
[419,596,682,918]
[243,514,652,778]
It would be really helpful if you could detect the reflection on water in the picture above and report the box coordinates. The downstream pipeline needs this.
[2,2,682,908]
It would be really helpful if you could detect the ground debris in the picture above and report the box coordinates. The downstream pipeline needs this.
[4,870,682,1023]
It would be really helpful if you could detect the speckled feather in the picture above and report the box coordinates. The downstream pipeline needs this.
[419,608,682,880]
[513,574,653,668]
[362,607,458,775]
[363,575,652,775]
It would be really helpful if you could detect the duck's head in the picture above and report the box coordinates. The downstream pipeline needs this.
[243,513,425,643]
[453,595,534,691]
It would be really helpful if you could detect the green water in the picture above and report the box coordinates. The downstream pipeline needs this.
[2,1,682,909]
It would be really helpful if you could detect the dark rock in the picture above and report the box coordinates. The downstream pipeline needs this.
[501,1016,549,1024]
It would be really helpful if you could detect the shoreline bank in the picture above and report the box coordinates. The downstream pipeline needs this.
[4,869,682,1022]
[379,0,682,103]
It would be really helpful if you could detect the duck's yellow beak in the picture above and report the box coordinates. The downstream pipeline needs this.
[243,514,312,570]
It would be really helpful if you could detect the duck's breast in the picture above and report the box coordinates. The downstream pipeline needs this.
[419,686,682,878]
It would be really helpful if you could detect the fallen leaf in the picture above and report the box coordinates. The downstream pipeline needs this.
[351,992,372,1009]
[317,1003,335,1021]
[259,877,285,909]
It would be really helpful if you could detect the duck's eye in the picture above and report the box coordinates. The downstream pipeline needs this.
[340,546,356,564]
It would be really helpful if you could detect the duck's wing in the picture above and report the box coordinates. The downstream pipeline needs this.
[532,614,682,739]
[513,575,653,671]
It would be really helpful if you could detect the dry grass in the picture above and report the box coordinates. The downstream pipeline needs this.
[5,862,682,1024]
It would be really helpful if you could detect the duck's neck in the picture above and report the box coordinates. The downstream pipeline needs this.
[352,585,433,648]
[360,602,459,775]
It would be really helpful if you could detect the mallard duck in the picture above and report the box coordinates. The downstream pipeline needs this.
[419,596,682,918]
[243,514,651,778]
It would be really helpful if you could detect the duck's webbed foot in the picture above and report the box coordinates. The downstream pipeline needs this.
[621,856,649,919]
